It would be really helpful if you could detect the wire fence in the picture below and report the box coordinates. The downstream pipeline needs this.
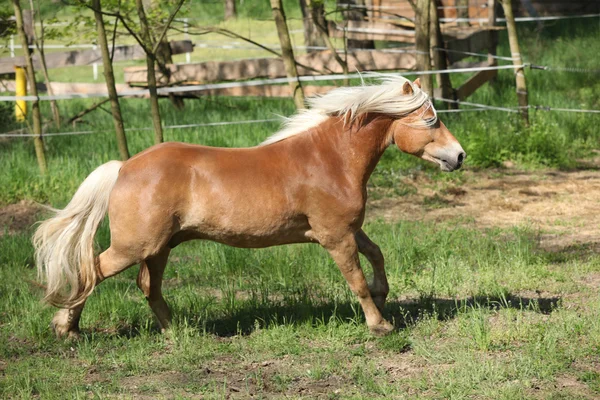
[2,99,598,139]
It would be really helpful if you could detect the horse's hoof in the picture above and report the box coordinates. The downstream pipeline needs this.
[369,319,395,337]
[51,309,80,339]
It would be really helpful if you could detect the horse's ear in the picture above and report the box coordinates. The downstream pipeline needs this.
[402,81,414,95]
[413,78,422,88]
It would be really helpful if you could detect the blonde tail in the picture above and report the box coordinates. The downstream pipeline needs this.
[33,160,123,308]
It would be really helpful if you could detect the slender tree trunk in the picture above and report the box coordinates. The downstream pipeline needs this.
[309,2,349,81]
[93,0,129,160]
[501,0,528,125]
[270,0,305,109]
[415,0,433,96]
[338,0,374,49]
[430,0,453,104]
[136,0,163,143]
[29,0,60,128]
[299,0,325,52]
[224,0,237,20]
[457,0,470,27]
[12,0,46,174]
[155,35,184,109]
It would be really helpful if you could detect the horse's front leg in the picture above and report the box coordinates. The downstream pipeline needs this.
[324,234,394,336]
[355,229,389,313]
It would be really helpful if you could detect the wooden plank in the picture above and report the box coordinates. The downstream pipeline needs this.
[0,80,132,95]
[175,85,336,98]
[455,68,497,100]
[124,49,418,85]
[0,40,193,75]
[327,20,415,43]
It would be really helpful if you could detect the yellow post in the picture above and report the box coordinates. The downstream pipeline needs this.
[15,66,27,122]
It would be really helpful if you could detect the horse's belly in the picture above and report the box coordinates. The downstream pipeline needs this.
[173,213,314,249]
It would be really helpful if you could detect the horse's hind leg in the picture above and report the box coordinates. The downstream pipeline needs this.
[136,248,172,331]
[52,247,138,338]
[355,229,389,313]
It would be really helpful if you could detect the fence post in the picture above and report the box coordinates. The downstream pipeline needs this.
[93,45,98,80]
[184,18,191,63]
[487,0,497,66]
[501,0,529,125]
[14,66,26,122]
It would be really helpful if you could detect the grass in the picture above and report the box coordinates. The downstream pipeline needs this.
[1,12,600,399]
[2,219,600,398]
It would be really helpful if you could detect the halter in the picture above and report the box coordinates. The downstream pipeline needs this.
[397,99,438,129]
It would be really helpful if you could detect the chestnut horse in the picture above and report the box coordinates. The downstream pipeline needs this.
[34,76,465,338]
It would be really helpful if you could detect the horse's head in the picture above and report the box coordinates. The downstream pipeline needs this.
[389,79,465,172]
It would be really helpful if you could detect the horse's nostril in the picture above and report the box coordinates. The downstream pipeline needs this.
[457,152,465,164]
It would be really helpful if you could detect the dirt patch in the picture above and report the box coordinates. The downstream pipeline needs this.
[0,200,46,236]
[368,164,600,252]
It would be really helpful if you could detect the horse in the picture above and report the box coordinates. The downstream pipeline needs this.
[34,76,465,338]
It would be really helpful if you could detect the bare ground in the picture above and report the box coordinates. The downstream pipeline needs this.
[0,200,45,236]
[368,164,600,253]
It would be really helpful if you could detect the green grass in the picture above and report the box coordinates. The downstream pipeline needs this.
[2,219,600,398]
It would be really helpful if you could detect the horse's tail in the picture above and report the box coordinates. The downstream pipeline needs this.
[33,160,123,308]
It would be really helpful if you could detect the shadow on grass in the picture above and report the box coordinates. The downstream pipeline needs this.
[174,292,560,337]
[76,291,560,340]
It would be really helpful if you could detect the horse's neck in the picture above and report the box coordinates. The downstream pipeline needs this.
[305,114,393,186]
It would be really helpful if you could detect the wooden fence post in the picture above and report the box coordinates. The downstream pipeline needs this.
[270,0,305,109]
[501,0,529,125]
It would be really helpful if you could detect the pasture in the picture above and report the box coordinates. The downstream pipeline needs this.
[1,18,600,399]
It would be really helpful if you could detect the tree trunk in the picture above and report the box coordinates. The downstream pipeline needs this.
[12,0,46,174]
[224,0,237,20]
[29,0,60,128]
[155,35,184,109]
[430,0,453,104]
[457,0,470,27]
[501,0,528,125]
[309,1,349,84]
[270,0,305,109]
[415,0,433,96]
[299,0,325,52]
[136,0,163,143]
[338,0,374,49]
[93,0,129,160]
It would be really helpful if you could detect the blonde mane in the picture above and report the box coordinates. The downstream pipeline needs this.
[261,74,433,146]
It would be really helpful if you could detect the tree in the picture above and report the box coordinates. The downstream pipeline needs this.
[299,0,325,52]
[414,0,433,96]
[81,0,186,144]
[224,0,236,20]
[12,0,47,174]
[92,0,129,160]
[270,0,305,109]
[28,0,61,128]
[338,0,374,49]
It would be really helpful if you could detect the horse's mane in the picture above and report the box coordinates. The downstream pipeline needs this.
[261,74,432,146]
